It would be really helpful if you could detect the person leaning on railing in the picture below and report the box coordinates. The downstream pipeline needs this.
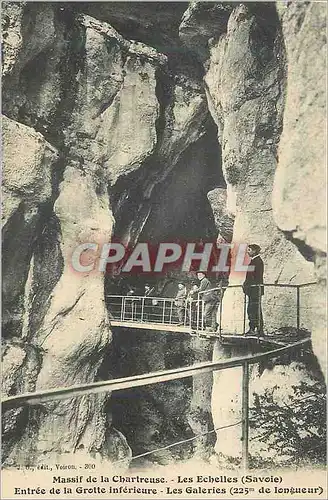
[242,244,264,336]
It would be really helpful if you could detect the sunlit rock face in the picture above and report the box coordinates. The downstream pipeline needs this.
[179,0,326,467]
[1,340,41,460]
[2,117,57,226]
[207,188,234,243]
[202,3,314,335]
[1,2,219,466]
[82,2,188,55]
[272,2,327,377]
[180,1,322,347]
[2,117,59,343]
[68,15,164,187]
[2,7,119,465]
[211,341,326,467]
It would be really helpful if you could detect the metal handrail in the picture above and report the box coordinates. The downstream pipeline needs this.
[2,337,310,411]
[196,282,315,335]
[197,282,317,295]
[107,282,316,334]
[107,295,175,301]
[1,333,312,470]
[1,282,317,471]
[106,282,317,302]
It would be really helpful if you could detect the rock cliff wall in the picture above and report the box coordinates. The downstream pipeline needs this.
[106,330,214,465]
[2,2,219,466]
[273,2,327,375]
[179,0,326,464]
[181,2,318,336]
[2,1,326,469]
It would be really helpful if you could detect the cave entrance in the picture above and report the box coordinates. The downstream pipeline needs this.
[105,113,225,298]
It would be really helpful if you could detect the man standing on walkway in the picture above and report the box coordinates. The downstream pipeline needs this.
[243,244,264,335]
[197,272,219,332]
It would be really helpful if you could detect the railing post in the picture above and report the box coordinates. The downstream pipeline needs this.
[162,299,166,324]
[258,285,261,339]
[219,293,223,339]
[196,294,200,331]
[296,286,300,335]
[241,360,249,471]
[183,300,187,326]
[169,299,173,325]
[122,297,126,321]
[201,300,205,331]
[187,300,190,328]
[141,297,145,322]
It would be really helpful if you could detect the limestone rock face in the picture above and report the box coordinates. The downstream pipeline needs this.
[2,6,121,465]
[179,0,326,466]
[273,3,327,375]
[2,117,58,343]
[1,340,41,460]
[68,15,164,187]
[2,2,55,79]
[207,187,234,242]
[183,2,317,336]
[1,2,65,134]
[155,77,208,187]
[83,2,187,54]
[4,164,116,465]
[211,342,326,466]
[1,4,215,467]
[1,2,25,77]
[61,14,211,246]
[179,2,233,62]
[109,330,214,463]
[273,3,326,253]
[2,117,57,226]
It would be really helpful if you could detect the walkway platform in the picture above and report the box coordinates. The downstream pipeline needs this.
[107,282,315,345]
[109,320,292,347]
[110,320,192,334]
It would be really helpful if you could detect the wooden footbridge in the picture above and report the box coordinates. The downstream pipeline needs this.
[2,282,316,470]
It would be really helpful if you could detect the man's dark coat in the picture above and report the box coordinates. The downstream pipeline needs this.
[243,255,264,296]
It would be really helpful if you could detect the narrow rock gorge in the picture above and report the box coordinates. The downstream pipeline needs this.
[2,1,326,476]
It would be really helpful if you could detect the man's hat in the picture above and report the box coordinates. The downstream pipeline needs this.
[248,244,261,253]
